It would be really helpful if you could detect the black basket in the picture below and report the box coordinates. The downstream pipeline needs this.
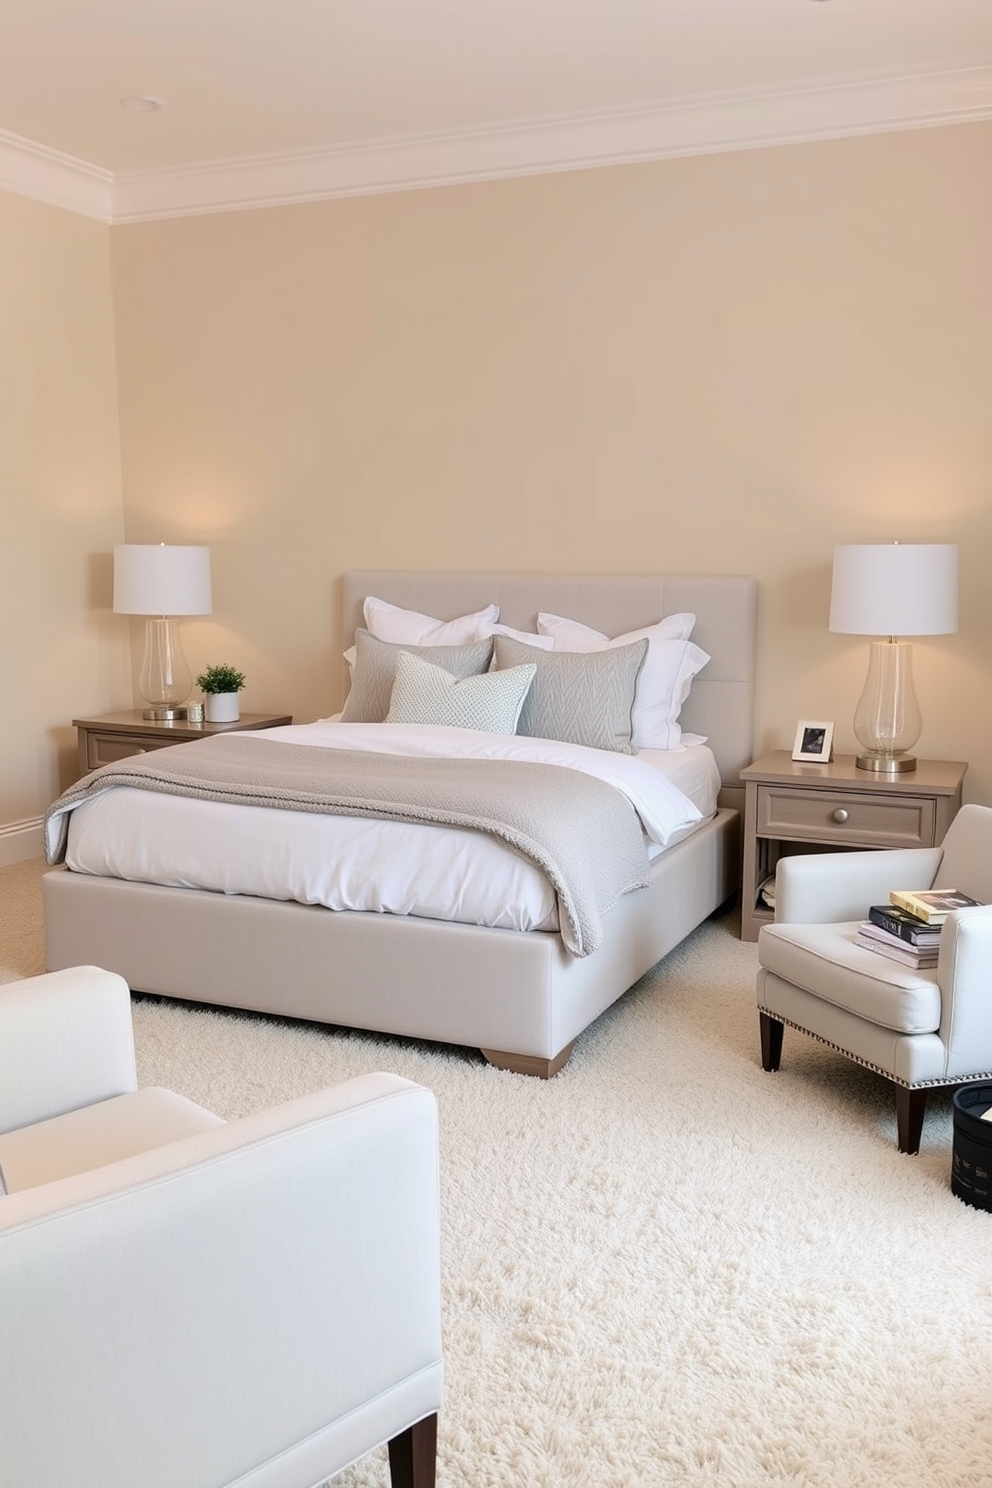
[952,1084,992,1211]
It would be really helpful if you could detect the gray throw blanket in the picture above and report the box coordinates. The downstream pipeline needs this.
[44,735,650,957]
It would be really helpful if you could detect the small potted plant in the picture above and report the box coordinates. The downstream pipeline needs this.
[195,663,247,723]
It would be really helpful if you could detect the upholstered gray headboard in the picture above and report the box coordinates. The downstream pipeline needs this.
[342,572,757,801]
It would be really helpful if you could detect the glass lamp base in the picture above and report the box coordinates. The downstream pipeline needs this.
[138,617,192,720]
[855,752,917,774]
[852,641,923,777]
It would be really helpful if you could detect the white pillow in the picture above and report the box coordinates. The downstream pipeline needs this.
[480,622,555,650]
[535,612,708,751]
[536,610,696,647]
[364,595,499,647]
[385,650,536,733]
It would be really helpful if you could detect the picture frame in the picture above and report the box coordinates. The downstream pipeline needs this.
[791,720,834,764]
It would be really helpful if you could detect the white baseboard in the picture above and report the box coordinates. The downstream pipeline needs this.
[0,818,44,866]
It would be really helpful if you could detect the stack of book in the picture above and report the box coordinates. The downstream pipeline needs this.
[856,889,981,970]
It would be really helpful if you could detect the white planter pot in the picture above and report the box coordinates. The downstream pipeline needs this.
[204,693,240,723]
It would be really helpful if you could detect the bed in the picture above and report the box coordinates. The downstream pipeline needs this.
[43,571,757,1076]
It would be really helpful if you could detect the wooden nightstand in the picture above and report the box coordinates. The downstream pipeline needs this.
[73,709,294,776]
[739,751,967,942]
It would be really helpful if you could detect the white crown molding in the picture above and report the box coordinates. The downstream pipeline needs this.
[2,65,992,225]
[104,64,992,221]
[0,129,113,222]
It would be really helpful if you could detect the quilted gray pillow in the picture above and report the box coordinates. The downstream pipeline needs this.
[491,634,648,754]
[341,629,495,724]
[386,651,536,733]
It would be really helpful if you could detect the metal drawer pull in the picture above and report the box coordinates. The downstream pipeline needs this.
[832,807,849,824]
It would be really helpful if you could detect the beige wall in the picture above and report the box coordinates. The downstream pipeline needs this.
[0,192,129,858]
[109,120,992,802]
[5,119,992,857]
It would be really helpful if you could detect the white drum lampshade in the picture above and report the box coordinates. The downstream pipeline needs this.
[114,544,213,719]
[829,543,957,773]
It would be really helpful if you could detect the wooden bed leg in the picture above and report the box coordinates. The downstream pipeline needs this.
[759,1011,784,1072]
[480,1040,576,1078]
[387,1413,437,1488]
[895,1085,926,1155]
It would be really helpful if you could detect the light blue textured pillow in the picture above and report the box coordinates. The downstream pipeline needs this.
[386,650,536,733]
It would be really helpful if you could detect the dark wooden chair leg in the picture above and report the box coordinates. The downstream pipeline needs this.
[759,1011,784,1072]
[388,1413,438,1488]
[895,1085,927,1155]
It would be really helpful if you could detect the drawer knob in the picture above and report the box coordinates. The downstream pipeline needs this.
[832,807,849,824]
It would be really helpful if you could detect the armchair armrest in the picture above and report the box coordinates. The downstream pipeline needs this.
[774,847,943,925]
[0,966,136,1133]
[0,1072,442,1488]
[937,905,992,1077]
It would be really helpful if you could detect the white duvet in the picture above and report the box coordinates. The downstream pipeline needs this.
[65,721,721,935]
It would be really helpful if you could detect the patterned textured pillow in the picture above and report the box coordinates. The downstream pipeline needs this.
[386,651,536,733]
[491,634,648,755]
[535,612,709,750]
[341,629,495,724]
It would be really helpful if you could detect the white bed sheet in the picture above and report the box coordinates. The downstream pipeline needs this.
[65,723,720,935]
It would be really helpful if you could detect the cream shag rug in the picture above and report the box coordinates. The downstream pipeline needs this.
[3,861,991,1487]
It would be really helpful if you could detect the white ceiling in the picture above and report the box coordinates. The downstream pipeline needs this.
[2,0,991,222]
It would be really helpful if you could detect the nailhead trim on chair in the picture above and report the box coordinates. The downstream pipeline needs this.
[756,1005,992,1091]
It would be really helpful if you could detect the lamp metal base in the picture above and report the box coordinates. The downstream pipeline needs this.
[855,752,917,774]
[143,705,189,721]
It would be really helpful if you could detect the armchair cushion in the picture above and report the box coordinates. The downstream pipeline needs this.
[0,1087,224,1195]
[759,922,941,1033]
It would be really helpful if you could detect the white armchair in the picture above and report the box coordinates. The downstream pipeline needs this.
[756,804,992,1153]
[0,966,443,1488]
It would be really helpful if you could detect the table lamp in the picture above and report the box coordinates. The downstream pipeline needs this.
[828,542,957,774]
[113,544,213,719]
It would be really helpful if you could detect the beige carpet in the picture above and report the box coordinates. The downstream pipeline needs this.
[3,860,991,1487]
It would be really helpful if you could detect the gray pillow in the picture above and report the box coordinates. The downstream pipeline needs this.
[341,629,495,723]
[386,650,536,733]
[491,634,649,754]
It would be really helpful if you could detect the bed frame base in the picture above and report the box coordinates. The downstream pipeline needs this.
[43,808,739,1075]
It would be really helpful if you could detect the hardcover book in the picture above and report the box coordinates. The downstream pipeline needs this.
[858,921,938,956]
[867,905,942,947]
[888,889,982,925]
[855,930,939,969]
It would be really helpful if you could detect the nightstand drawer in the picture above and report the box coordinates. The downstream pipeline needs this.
[75,712,293,776]
[755,785,936,850]
[84,733,177,770]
